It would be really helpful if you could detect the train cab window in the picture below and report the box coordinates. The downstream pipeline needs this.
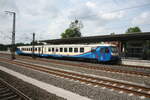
[56,48,58,52]
[52,48,54,52]
[64,48,67,52]
[100,48,105,53]
[69,48,72,52]
[111,46,118,53]
[105,48,109,53]
[74,48,78,53]
[100,48,109,53]
[80,48,84,53]
[48,48,51,52]
[60,48,63,52]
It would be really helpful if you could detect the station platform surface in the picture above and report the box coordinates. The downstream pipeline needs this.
[122,58,150,67]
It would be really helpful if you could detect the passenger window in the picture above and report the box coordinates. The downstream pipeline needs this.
[56,48,58,52]
[74,48,78,53]
[60,48,63,52]
[80,48,84,53]
[48,48,51,52]
[64,48,67,52]
[35,48,37,51]
[52,48,54,52]
[69,48,72,52]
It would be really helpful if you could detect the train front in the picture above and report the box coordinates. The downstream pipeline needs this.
[110,46,121,63]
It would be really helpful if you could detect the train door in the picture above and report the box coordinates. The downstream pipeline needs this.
[38,47,41,55]
[99,47,111,61]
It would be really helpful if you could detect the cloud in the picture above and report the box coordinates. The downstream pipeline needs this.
[86,1,96,9]
[0,0,150,44]
[132,12,150,25]
[101,11,124,20]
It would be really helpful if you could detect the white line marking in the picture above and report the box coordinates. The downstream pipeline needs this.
[101,87,106,89]
[120,85,124,88]
[140,96,145,99]
[94,85,98,87]
[119,91,123,94]
[138,89,142,92]
[129,87,133,90]
[0,66,91,100]
[113,84,116,86]
[128,93,133,96]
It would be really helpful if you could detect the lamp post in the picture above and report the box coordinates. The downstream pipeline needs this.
[5,11,16,60]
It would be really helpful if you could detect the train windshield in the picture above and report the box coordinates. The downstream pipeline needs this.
[110,46,118,53]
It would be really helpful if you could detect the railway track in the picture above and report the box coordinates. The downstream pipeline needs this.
[0,78,31,100]
[0,53,150,77]
[0,57,150,99]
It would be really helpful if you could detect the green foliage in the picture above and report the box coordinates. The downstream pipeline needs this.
[110,32,115,35]
[61,28,81,39]
[61,20,83,39]
[126,26,141,33]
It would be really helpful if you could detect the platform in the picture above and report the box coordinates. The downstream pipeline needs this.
[122,58,150,67]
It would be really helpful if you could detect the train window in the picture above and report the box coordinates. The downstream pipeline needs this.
[56,48,58,52]
[69,48,72,52]
[48,48,51,52]
[35,48,37,51]
[64,48,67,52]
[60,48,63,52]
[52,48,54,52]
[80,48,84,53]
[74,48,78,53]
[105,48,109,53]
[111,46,118,53]
[31,48,33,51]
[100,48,105,53]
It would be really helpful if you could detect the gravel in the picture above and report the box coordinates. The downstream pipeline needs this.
[16,58,150,85]
[0,61,146,100]
[0,70,66,100]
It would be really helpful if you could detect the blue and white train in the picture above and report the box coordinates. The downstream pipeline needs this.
[16,44,121,63]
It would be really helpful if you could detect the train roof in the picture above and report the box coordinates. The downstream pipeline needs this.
[18,44,116,48]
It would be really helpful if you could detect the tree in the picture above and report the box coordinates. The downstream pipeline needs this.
[110,32,115,35]
[61,20,83,39]
[125,26,141,34]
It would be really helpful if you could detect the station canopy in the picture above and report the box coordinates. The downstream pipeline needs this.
[40,32,150,44]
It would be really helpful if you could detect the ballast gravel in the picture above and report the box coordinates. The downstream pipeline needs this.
[16,58,150,85]
[0,61,146,100]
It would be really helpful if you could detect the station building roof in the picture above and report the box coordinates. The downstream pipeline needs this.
[40,32,150,44]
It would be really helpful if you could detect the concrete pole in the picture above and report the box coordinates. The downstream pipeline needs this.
[32,33,35,59]
[5,11,16,60]
[12,12,16,60]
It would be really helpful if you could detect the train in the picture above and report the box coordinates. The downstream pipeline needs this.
[16,44,121,63]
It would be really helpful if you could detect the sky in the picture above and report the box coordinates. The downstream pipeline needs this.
[0,0,150,44]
